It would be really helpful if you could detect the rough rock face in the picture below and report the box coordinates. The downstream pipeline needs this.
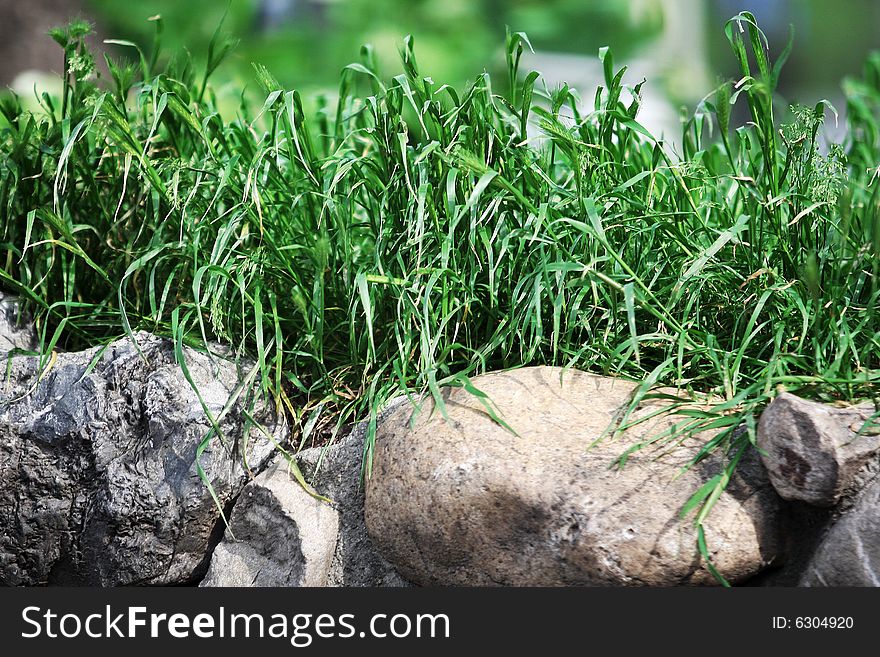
[0,331,280,585]
[201,456,339,587]
[201,400,411,587]
[800,478,880,586]
[0,292,36,354]
[296,404,412,587]
[365,366,784,586]
[757,393,880,506]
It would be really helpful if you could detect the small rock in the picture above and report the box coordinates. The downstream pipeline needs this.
[0,331,280,585]
[757,392,880,506]
[296,401,412,587]
[0,292,36,355]
[800,477,880,586]
[365,366,784,586]
[201,457,339,587]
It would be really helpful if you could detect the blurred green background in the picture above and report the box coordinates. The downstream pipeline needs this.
[83,0,664,90]
[2,0,879,137]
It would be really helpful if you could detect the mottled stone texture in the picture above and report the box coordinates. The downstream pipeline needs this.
[800,478,880,586]
[296,403,412,587]
[758,392,880,506]
[201,457,339,587]
[365,366,784,586]
[201,402,411,588]
[0,331,280,585]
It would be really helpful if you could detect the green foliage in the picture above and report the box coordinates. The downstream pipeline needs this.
[86,0,661,93]
[1,12,879,581]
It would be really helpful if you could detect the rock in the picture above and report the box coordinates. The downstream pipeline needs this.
[0,331,280,585]
[365,366,783,586]
[0,292,37,355]
[200,456,339,587]
[757,392,880,506]
[295,401,412,586]
[800,477,880,586]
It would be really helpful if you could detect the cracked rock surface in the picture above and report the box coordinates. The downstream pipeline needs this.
[0,331,280,585]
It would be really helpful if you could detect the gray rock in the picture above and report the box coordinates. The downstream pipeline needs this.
[200,456,339,587]
[296,401,412,586]
[365,366,784,586]
[800,477,880,586]
[757,392,880,506]
[0,331,280,585]
[0,292,36,355]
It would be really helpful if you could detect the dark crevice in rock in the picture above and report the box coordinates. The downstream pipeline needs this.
[187,494,240,587]
[742,500,834,586]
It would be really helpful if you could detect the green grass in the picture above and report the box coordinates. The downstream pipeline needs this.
[1,12,879,583]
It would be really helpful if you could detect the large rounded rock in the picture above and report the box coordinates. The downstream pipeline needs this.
[0,331,280,585]
[365,366,783,586]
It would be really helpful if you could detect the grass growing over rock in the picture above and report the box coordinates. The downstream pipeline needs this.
[1,12,878,580]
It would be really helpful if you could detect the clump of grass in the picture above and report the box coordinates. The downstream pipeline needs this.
[1,12,878,583]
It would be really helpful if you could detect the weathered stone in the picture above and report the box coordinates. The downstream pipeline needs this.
[0,292,36,355]
[757,392,880,507]
[365,366,783,586]
[0,331,280,585]
[201,456,339,587]
[296,401,412,587]
[800,477,880,586]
